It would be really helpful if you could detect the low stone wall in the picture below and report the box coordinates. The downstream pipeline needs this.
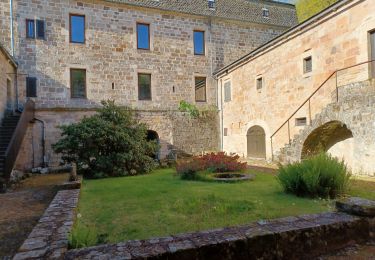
[65,212,374,259]
[13,189,80,260]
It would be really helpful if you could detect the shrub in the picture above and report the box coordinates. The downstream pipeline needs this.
[178,100,200,118]
[53,100,158,179]
[176,152,247,179]
[277,153,351,199]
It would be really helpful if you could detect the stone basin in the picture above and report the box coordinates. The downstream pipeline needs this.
[212,173,254,182]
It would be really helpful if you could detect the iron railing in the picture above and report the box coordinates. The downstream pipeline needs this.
[270,60,375,160]
[4,99,35,179]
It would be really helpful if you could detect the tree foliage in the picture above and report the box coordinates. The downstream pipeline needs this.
[296,0,338,22]
[53,100,158,178]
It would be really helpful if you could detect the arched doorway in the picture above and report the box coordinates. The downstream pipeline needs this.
[147,130,160,160]
[301,121,353,159]
[247,126,266,158]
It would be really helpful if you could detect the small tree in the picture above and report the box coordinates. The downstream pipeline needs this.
[53,100,158,178]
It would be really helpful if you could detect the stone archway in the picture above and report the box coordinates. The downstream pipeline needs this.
[247,125,266,158]
[147,130,160,160]
[301,120,353,160]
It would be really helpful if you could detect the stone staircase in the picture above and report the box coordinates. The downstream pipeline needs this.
[276,79,375,174]
[0,113,20,178]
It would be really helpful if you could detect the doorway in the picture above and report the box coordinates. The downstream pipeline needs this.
[6,79,13,111]
[246,126,266,158]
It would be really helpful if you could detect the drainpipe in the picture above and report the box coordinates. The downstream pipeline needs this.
[220,78,224,151]
[33,118,47,168]
[9,0,15,56]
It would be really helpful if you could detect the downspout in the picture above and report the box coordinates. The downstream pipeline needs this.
[220,78,223,151]
[33,118,47,168]
[9,0,14,56]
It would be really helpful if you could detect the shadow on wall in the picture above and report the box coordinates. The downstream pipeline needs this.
[301,120,354,162]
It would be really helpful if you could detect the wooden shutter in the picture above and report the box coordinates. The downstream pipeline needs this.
[36,20,45,39]
[26,77,37,97]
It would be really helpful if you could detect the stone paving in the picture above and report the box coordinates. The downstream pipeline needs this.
[13,189,80,260]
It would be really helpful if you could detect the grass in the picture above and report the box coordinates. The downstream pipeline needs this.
[71,168,375,247]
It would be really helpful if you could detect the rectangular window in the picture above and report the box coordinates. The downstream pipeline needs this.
[195,77,206,102]
[256,77,263,91]
[295,117,307,126]
[137,23,150,50]
[262,8,270,18]
[224,128,228,137]
[70,69,86,98]
[26,77,37,97]
[70,14,85,43]
[224,81,231,102]
[138,73,152,100]
[26,19,35,39]
[304,56,312,73]
[194,31,205,55]
[36,20,45,39]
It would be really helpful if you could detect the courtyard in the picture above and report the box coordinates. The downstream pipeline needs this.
[71,168,375,248]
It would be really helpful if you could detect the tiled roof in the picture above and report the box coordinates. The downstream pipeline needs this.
[104,0,298,27]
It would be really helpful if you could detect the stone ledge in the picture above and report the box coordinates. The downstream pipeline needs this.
[13,189,80,260]
[336,197,375,217]
[65,212,372,260]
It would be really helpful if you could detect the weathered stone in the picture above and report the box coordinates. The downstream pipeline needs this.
[336,197,375,217]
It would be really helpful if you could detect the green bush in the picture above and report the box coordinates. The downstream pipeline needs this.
[53,100,158,178]
[277,153,351,199]
[178,100,200,118]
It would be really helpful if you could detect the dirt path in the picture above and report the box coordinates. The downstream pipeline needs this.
[0,174,68,258]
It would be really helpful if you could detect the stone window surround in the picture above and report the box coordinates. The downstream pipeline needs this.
[67,65,88,99]
[65,8,88,44]
[134,20,154,51]
[69,13,86,44]
[192,26,208,56]
[302,49,313,78]
[193,30,206,56]
[137,69,154,102]
[193,74,207,103]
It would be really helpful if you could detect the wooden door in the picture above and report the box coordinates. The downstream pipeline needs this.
[247,126,266,158]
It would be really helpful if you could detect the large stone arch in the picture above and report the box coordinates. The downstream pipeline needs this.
[243,120,272,160]
[301,120,354,160]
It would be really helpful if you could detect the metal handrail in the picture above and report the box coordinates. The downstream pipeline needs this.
[270,60,375,159]
[4,99,35,179]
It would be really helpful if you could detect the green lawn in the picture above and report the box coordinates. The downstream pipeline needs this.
[72,168,375,247]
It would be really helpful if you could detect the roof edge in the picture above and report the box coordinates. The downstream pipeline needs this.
[214,0,357,77]
[0,43,17,68]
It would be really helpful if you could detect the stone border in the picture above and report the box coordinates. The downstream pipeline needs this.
[13,189,80,260]
[65,212,374,259]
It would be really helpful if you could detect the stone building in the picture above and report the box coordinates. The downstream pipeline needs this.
[0,0,297,170]
[215,0,375,175]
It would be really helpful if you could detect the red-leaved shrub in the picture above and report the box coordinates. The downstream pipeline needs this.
[176,152,247,179]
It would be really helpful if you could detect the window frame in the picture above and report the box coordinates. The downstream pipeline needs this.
[303,56,312,74]
[26,19,35,39]
[36,19,45,39]
[194,76,207,102]
[295,117,307,126]
[262,8,270,18]
[224,81,231,102]
[69,14,86,44]
[26,77,37,98]
[70,68,87,99]
[138,73,152,101]
[256,77,263,91]
[136,22,150,50]
[193,30,205,56]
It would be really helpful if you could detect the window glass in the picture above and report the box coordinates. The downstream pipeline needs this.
[71,69,86,98]
[26,19,35,38]
[70,15,85,43]
[195,77,206,102]
[137,23,150,50]
[36,20,45,39]
[138,73,152,100]
[194,31,205,55]
[26,77,37,97]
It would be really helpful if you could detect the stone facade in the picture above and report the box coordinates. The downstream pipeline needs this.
[216,0,375,175]
[0,46,17,123]
[0,0,296,166]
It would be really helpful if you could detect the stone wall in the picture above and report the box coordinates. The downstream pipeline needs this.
[280,80,375,176]
[218,0,375,165]
[0,0,291,110]
[14,109,219,169]
[0,48,16,122]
